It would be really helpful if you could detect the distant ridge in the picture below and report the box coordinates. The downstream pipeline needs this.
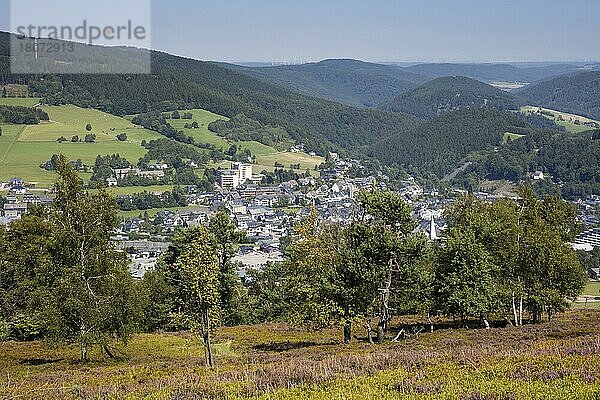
[518,70,600,120]
[225,59,430,107]
[380,76,520,119]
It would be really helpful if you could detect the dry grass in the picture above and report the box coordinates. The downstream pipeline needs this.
[0,311,599,399]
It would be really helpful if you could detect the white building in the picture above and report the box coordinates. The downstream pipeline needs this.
[232,162,253,184]
[218,170,241,189]
[218,163,254,189]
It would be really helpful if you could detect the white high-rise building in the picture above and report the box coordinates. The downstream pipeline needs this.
[217,170,240,189]
[232,162,253,184]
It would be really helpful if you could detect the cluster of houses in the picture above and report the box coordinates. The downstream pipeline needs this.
[1,178,52,225]
[3,155,598,282]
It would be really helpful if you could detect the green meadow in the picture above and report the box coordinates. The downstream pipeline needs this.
[0,97,40,107]
[166,108,231,149]
[0,104,162,187]
[170,109,325,173]
[520,106,599,134]
[1,103,323,188]
[502,131,526,144]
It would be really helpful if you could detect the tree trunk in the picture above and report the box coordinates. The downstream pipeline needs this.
[364,320,374,344]
[512,292,519,326]
[80,342,87,363]
[481,314,490,329]
[376,323,385,343]
[343,321,352,344]
[518,297,523,326]
[377,255,395,343]
[202,310,214,368]
[427,313,434,333]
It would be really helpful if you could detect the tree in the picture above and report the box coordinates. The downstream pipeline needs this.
[443,190,586,325]
[1,87,7,98]
[116,133,127,141]
[434,229,498,328]
[173,226,220,367]
[283,190,426,344]
[357,189,421,342]
[84,134,96,143]
[85,123,92,132]
[208,211,247,326]
[71,135,79,142]
[36,156,141,361]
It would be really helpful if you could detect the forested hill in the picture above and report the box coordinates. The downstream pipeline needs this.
[379,76,520,119]
[368,108,534,178]
[226,59,430,107]
[0,32,419,154]
[518,71,600,120]
[404,63,588,83]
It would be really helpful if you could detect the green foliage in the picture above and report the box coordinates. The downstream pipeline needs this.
[90,153,131,183]
[469,130,600,199]
[0,157,141,358]
[117,187,188,211]
[441,190,587,324]
[208,114,294,151]
[369,109,533,178]
[280,190,428,341]
[172,225,221,366]
[381,76,520,119]
[520,71,600,120]
[208,211,248,326]
[43,157,140,360]
[0,105,48,124]
[434,229,498,322]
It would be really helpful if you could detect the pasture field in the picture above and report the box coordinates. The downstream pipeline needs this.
[583,281,600,297]
[0,310,599,399]
[0,105,162,187]
[0,96,40,107]
[166,108,231,149]
[1,104,323,188]
[502,131,525,144]
[166,109,324,174]
[521,106,600,133]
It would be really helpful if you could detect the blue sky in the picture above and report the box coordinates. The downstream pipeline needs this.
[1,0,599,63]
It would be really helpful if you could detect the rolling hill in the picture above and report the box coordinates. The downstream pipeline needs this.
[404,63,591,84]
[380,76,520,119]
[368,108,534,178]
[227,59,430,107]
[518,71,600,121]
[0,32,420,155]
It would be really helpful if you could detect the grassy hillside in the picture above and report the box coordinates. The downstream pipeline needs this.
[380,76,520,119]
[518,71,600,120]
[0,32,420,154]
[0,101,162,187]
[0,310,598,399]
[520,106,600,133]
[228,59,430,107]
[0,102,323,187]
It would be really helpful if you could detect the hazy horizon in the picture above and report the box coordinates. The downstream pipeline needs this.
[0,0,599,64]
